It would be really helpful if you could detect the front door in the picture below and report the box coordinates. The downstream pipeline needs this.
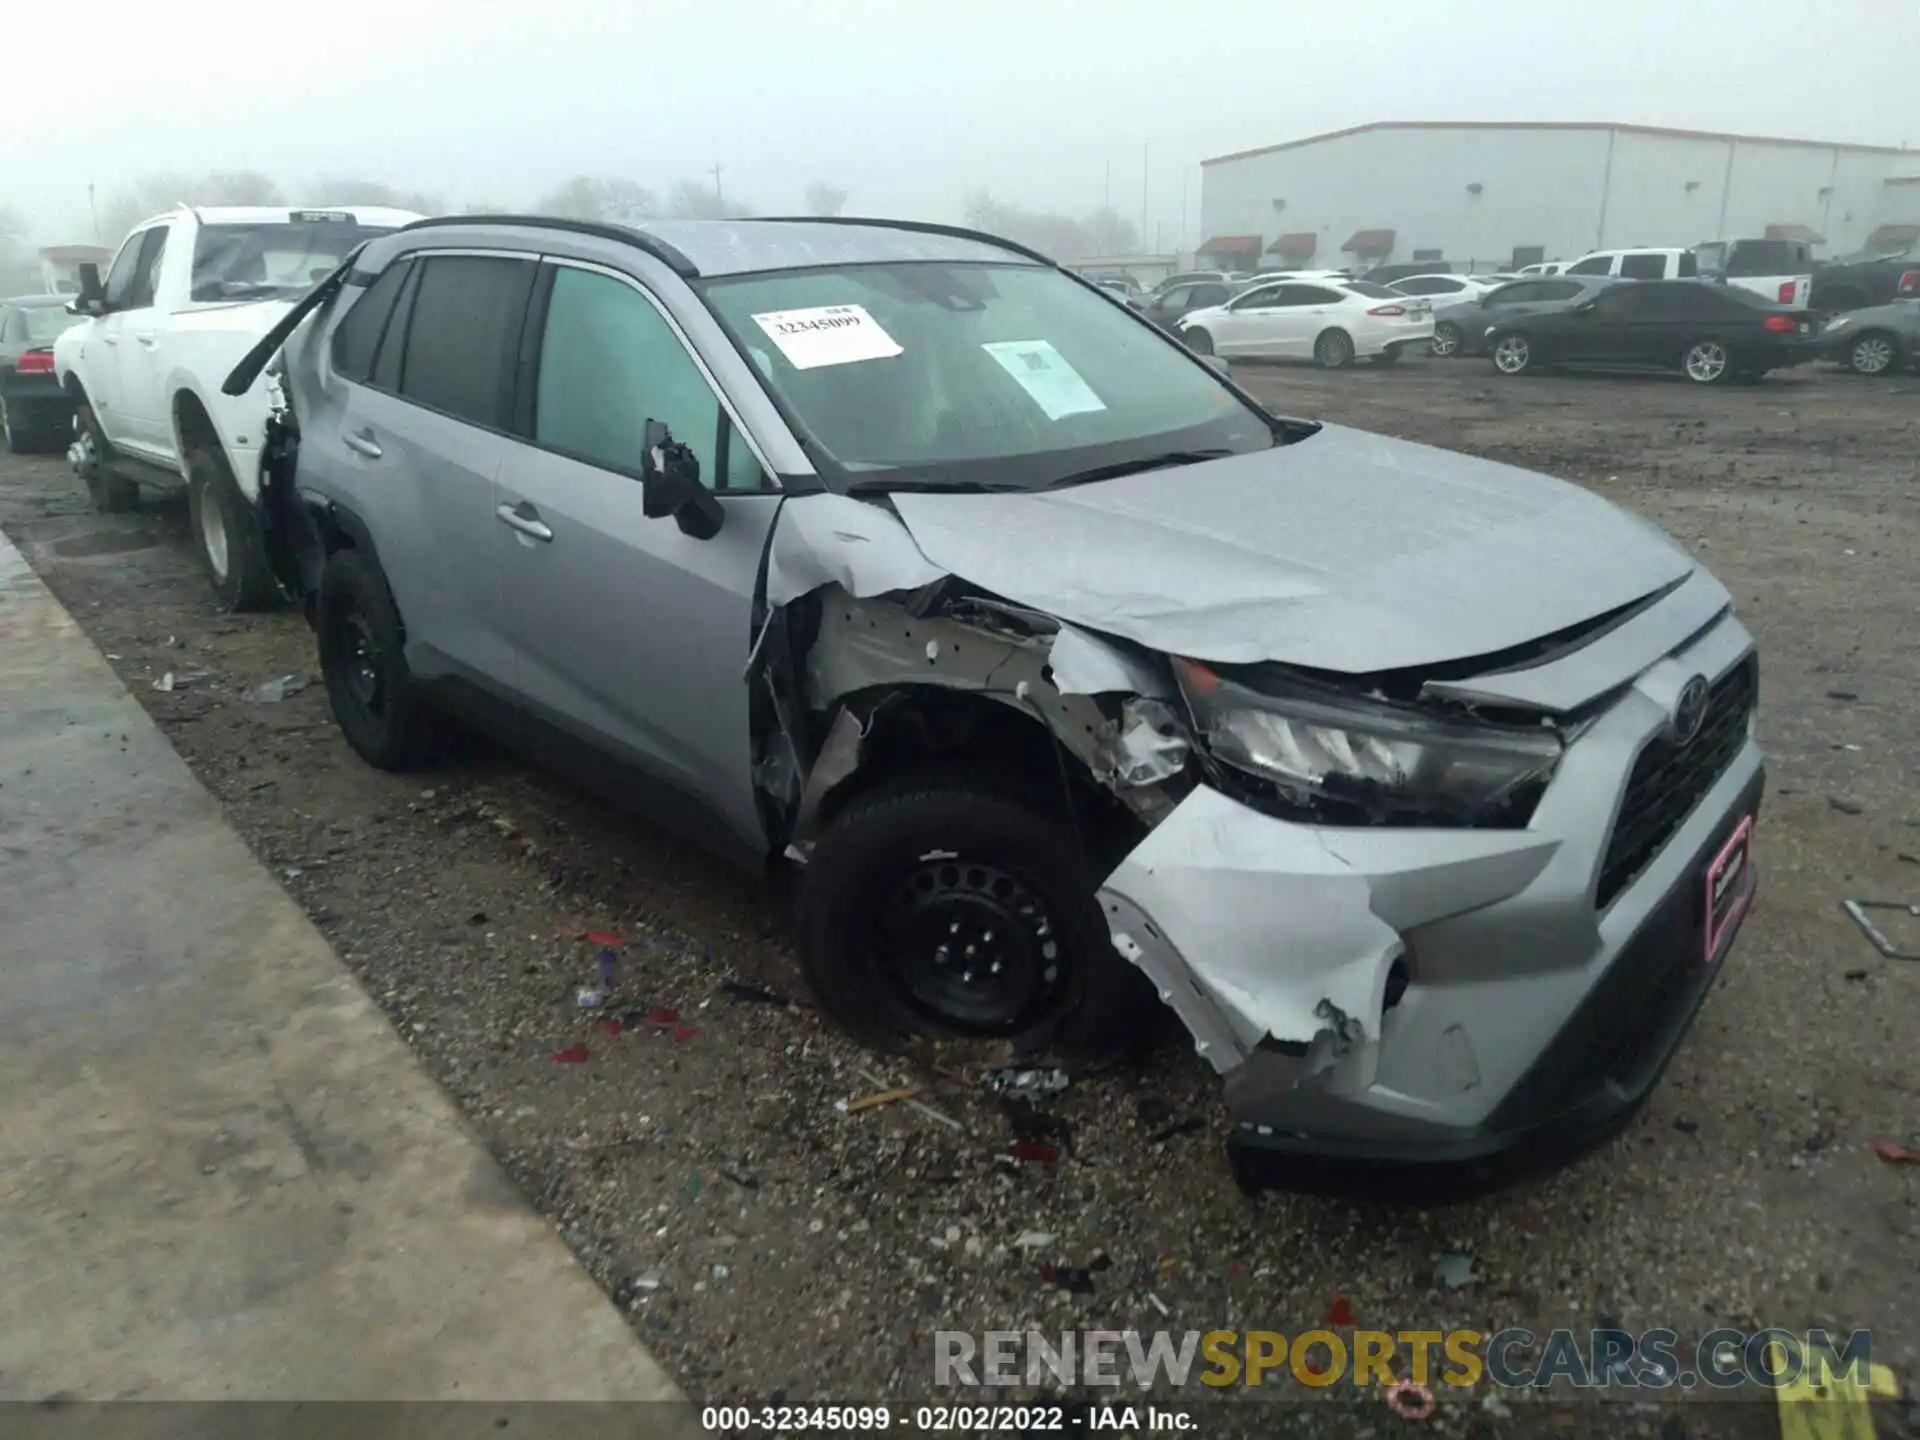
[79,228,155,447]
[494,260,782,860]
[112,225,175,457]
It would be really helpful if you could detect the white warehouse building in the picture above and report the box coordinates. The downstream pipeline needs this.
[1197,120,1920,273]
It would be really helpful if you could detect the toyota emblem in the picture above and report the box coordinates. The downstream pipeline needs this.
[1670,675,1710,747]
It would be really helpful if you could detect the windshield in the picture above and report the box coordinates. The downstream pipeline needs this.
[22,307,81,344]
[697,260,1280,489]
[190,219,395,301]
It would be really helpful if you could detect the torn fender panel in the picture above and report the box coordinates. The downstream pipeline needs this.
[764,493,947,607]
[1098,785,1557,1070]
[1047,623,1172,698]
[885,425,1695,673]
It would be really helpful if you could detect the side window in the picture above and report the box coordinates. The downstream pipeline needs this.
[1594,286,1644,315]
[1488,283,1537,306]
[1618,253,1668,281]
[330,260,413,383]
[0,308,17,343]
[1295,286,1343,306]
[125,228,170,310]
[397,255,535,428]
[1155,284,1194,309]
[1677,251,1699,278]
[533,264,760,493]
[101,231,148,309]
[1567,254,1614,276]
[1535,281,1581,302]
[1398,277,1443,296]
[1191,284,1230,307]
[1230,286,1281,310]
[371,262,422,392]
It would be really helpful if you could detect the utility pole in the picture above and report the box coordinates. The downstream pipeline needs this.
[1104,159,1111,212]
[1179,171,1188,257]
[1141,141,1150,246]
[710,165,724,205]
[88,183,99,243]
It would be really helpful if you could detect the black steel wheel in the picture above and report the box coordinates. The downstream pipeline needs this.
[317,549,445,770]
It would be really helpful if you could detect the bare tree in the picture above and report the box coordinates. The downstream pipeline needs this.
[311,177,445,216]
[0,205,34,292]
[803,181,850,217]
[99,171,285,245]
[664,178,752,220]
[532,176,660,225]
[961,191,1142,260]
[1082,206,1140,257]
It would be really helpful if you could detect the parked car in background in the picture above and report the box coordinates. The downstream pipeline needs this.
[1082,270,1144,298]
[1809,242,1920,316]
[1693,238,1813,311]
[1139,277,1236,332]
[1,295,84,453]
[1820,298,1920,375]
[53,205,421,606]
[1484,279,1816,383]
[1389,273,1501,305]
[1180,277,1433,367]
[1564,248,1699,281]
[1516,262,1567,277]
[1429,275,1617,357]
[1362,260,1452,284]
[233,213,1764,1179]
[1148,270,1233,298]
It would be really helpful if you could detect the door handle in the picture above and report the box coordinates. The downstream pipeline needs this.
[342,429,382,459]
[102,335,119,346]
[496,501,553,543]
[136,336,158,349]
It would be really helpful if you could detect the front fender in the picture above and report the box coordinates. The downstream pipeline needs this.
[166,367,272,501]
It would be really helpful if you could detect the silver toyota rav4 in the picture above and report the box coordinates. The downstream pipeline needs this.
[227,215,1763,1184]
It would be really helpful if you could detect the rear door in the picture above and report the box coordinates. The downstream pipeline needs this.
[492,259,783,859]
[332,250,535,702]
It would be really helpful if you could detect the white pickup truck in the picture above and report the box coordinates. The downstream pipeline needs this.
[53,204,421,607]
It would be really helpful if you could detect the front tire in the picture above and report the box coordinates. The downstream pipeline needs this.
[186,444,276,611]
[317,549,447,771]
[1490,332,1535,376]
[1314,329,1355,369]
[1183,326,1214,355]
[1843,331,1899,376]
[73,396,138,512]
[1681,338,1732,384]
[1431,322,1461,357]
[797,774,1156,1058]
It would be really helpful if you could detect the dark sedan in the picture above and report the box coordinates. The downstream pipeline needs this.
[1,295,83,453]
[1430,275,1617,357]
[1819,298,1920,375]
[1482,279,1818,384]
[1136,277,1236,334]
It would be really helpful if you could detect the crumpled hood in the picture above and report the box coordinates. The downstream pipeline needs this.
[884,423,1695,673]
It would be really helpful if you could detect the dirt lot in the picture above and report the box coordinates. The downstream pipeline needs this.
[3,355,1917,1436]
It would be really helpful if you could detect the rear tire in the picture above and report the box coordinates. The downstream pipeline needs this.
[73,396,138,512]
[1681,338,1732,384]
[186,443,277,611]
[317,549,447,771]
[797,773,1159,1060]
[1843,330,1899,376]
[1314,329,1355,369]
[1431,322,1461,357]
[1183,327,1214,356]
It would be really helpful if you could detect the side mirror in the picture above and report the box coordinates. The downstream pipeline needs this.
[640,419,724,540]
[73,262,107,316]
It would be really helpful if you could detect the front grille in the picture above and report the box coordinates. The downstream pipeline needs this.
[1594,656,1756,908]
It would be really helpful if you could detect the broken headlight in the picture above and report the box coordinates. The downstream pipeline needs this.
[1174,658,1562,827]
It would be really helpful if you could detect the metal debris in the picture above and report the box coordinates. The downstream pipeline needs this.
[1842,899,1920,961]
[980,1067,1071,1098]
[1435,1253,1479,1290]
[243,673,308,703]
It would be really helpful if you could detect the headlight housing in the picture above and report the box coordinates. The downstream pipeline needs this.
[1174,658,1563,827]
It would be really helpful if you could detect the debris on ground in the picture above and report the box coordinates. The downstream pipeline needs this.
[720,980,789,1006]
[1039,1264,1096,1294]
[853,1064,965,1133]
[1009,1141,1059,1165]
[243,673,308,703]
[981,1067,1071,1098]
[841,1088,918,1115]
[1872,1139,1920,1165]
[550,1044,590,1064]
[1384,1379,1436,1421]
[597,1018,623,1037]
[1148,1116,1205,1144]
[1842,900,1920,960]
[1012,1231,1054,1251]
[1828,796,1865,815]
[575,987,605,1009]
[1327,1294,1355,1326]
[1435,1254,1479,1290]
[152,672,176,692]
[1146,1292,1170,1317]
[583,930,626,947]
[1000,1097,1074,1155]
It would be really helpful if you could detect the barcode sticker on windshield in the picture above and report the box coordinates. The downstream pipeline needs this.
[981,340,1106,421]
[751,305,903,369]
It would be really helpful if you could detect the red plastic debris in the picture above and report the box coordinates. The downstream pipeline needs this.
[1873,1138,1920,1164]
[550,1045,590,1064]
[672,1025,698,1042]
[597,1019,623,1037]
[1010,1141,1059,1164]
[1385,1381,1435,1421]
[584,931,626,947]
[645,1006,681,1027]
[1328,1294,1355,1326]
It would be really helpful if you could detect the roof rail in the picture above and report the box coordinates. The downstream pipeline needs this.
[745,215,1058,269]
[394,213,700,278]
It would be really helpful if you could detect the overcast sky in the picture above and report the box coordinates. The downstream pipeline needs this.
[6,0,1918,246]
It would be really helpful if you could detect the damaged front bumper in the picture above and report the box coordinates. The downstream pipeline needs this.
[1099,612,1763,1177]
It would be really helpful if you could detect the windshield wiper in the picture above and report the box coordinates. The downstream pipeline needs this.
[1043,448,1232,489]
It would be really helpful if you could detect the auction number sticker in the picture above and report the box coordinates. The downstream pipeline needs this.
[751,304,904,370]
[980,339,1106,420]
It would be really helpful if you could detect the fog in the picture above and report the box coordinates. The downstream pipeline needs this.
[4,0,1917,252]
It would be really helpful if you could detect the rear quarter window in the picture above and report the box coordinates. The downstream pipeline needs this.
[330,260,413,382]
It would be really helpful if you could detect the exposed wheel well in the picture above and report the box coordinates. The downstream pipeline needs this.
[810,687,1146,870]
[172,390,223,465]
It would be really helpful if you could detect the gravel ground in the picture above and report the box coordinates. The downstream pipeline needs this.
[3,354,1917,1438]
